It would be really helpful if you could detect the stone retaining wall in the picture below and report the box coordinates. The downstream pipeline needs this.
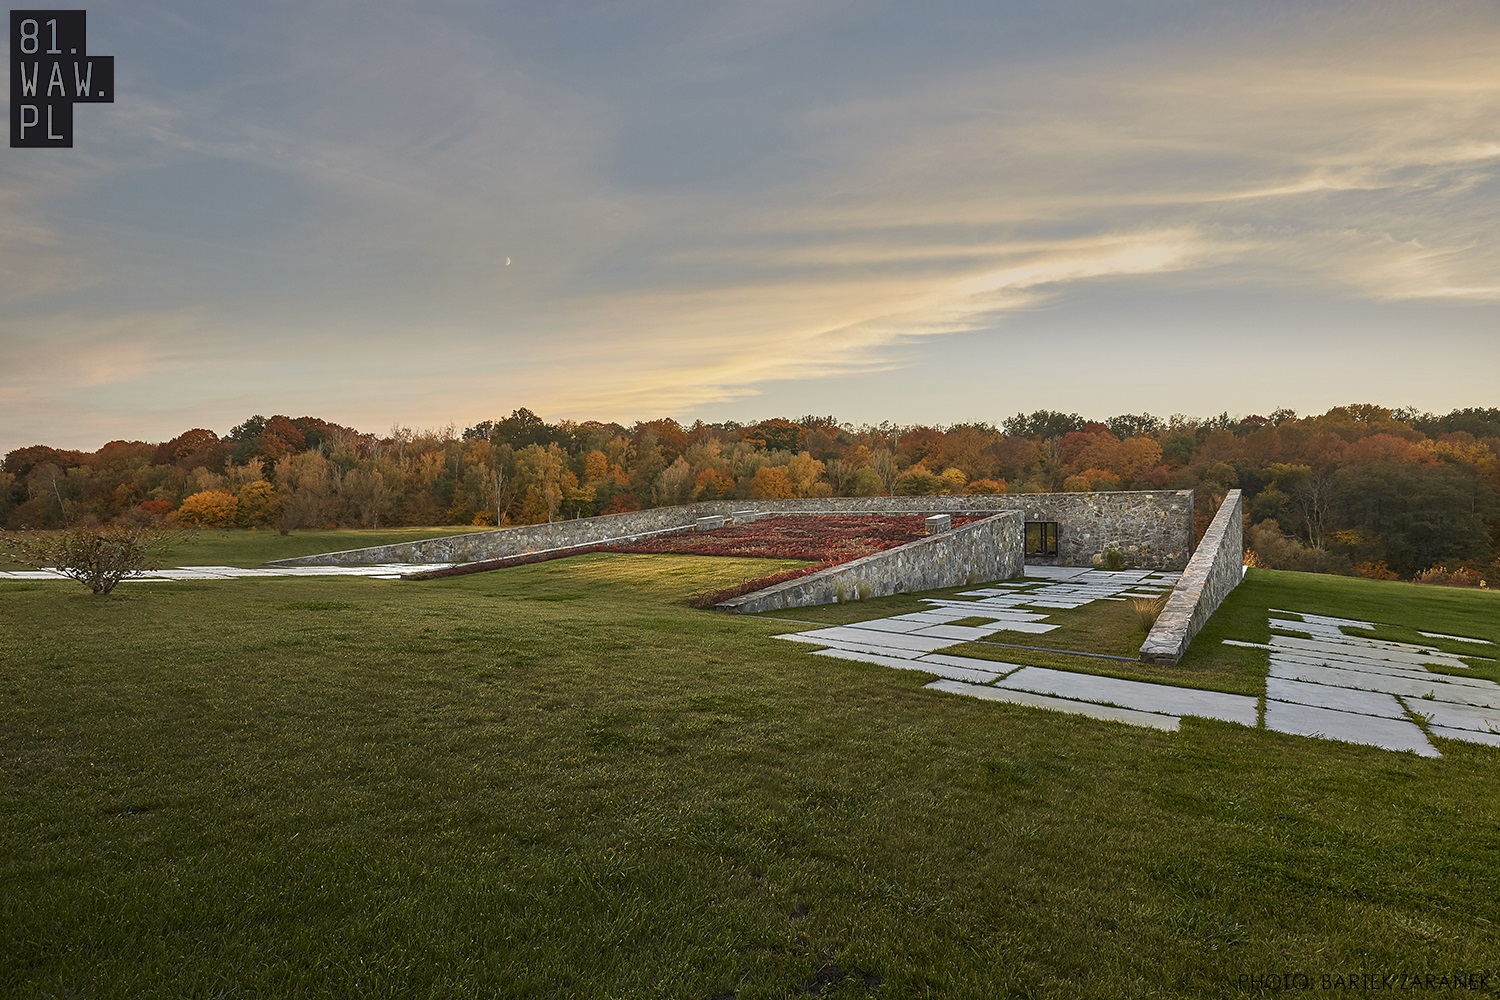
[267,503,733,566]
[715,512,1025,614]
[270,491,1194,570]
[1139,490,1244,665]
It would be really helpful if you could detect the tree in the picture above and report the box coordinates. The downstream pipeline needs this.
[749,466,796,499]
[235,481,280,527]
[176,490,238,528]
[0,524,177,595]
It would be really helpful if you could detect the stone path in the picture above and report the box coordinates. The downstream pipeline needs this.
[0,564,450,582]
[772,569,1500,758]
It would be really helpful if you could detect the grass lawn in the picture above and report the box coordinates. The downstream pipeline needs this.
[2,552,1498,998]
[0,526,489,572]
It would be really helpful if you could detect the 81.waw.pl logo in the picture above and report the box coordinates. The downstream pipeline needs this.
[10,9,114,147]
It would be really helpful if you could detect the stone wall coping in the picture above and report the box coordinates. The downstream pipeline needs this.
[1139,490,1244,665]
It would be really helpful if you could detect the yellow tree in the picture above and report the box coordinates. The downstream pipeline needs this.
[176,489,238,527]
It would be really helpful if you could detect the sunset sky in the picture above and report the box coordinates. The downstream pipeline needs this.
[3,0,1498,452]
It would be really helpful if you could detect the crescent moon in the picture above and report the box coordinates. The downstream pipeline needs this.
[504,257,511,266]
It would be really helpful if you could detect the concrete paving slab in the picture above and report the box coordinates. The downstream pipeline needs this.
[997,667,1259,725]
[813,649,1003,684]
[1022,565,1094,581]
[911,623,1014,642]
[924,680,1181,730]
[1268,651,1498,690]
[1266,678,1407,718]
[777,626,954,653]
[1428,725,1500,748]
[1268,661,1500,708]
[1418,631,1494,645]
[1403,698,1500,735]
[839,618,942,634]
[919,653,1025,676]
[1272,635,1470,668]
[919,601,1051,621]
[1264,701,1437,756]
[774,633,930,660]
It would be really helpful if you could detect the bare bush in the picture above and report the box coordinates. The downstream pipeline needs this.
[0,525,182,595]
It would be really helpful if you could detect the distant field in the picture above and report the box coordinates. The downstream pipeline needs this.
[1,547,1497,998]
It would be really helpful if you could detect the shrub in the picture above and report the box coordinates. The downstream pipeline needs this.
[1244,520,1351,575]
[894,466,943,496]
[1353,560,1398,581]
[0,525,177,595]
[177,489,239,528]
[1100,548,1128,571]
[1128,594,1167,633]
[1413,565,1485,588]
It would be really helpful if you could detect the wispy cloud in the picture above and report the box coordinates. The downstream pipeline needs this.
[2,1,1498,448]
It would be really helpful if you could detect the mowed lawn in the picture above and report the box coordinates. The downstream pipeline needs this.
[2,544,1498,998]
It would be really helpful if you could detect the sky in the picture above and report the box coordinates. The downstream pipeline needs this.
[3,0,1498,453]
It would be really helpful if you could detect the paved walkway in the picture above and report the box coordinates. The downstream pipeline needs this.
[773,569,1499,757]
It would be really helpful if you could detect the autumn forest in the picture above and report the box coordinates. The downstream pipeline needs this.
[4,405,1498,584]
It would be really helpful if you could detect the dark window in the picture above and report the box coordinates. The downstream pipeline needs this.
[1025,521,1059,557]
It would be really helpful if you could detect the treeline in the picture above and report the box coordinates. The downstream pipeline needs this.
[3,405,1498,583]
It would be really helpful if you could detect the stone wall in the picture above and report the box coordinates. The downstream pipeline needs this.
[1139,490,1244,665]
[270,491,1194,570]
[267,503,733,566]
[715,512,1025,614]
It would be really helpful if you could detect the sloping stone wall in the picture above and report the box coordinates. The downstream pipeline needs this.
[715,512,1025,614]
[270,491,1194,570]
[1139,490,1244,665]
[267,503,733,566]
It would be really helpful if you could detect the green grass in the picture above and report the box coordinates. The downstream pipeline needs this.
[0,526,489,571]
[2,555,1498,997]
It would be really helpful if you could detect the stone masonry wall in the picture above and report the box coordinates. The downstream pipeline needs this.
[267,503,734,566]
[715,512,1025,614]
[269,491,1193,570]
[1139,490,1244,665]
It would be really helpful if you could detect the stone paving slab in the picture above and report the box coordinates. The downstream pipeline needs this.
[997,667,1259,726]
[910,623,1015,642]
[1265,677,1408,718]
[838,618,942,634]
[920,601,1052,621]
[1268,661,1500,709]
[1021,566,1095,581]
[813,649,1003,683]
[1270,635,1472,668]
[1267,650,1494,687]
[1418,631,1494,645]
[974,621,1060,634]
[767,570,1497,759]
[1270,610,1375,631]
[1263,700,1438,756]
[924,679,1181,730]
[779,626,954,653]
[919,653,1025,676]
[776,633,930,660]
[1405,698,1500,735]
[1429,725,1500,748]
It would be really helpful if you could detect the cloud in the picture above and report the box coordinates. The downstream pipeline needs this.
[3,1,1498,449]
